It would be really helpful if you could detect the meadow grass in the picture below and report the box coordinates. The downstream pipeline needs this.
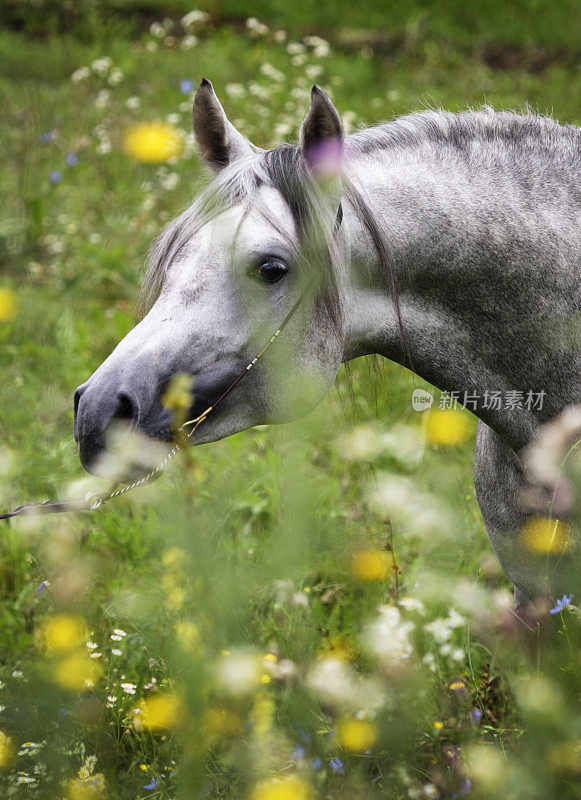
[0,7,580,799]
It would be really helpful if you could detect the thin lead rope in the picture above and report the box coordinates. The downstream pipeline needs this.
[0,281,313,521]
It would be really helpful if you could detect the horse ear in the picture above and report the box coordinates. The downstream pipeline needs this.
[193,78,259,171]
[299,85,343,174]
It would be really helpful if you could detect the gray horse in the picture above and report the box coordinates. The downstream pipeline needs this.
[74,80,580,615]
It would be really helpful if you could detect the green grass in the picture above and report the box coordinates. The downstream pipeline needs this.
[0,6,580,800]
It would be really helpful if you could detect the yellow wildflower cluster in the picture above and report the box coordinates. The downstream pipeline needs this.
[425,408,471,446]
[43,615,102,691]
[0,288,17,322]
[250,775,311,800]
[134,692,184,732]
[521,517,572,554]
[337,718,378,752]
[124,122,184,163]
[351,548,390,581]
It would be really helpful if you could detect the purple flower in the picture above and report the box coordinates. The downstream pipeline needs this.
[453,778,472,797]
[37,580,49,594]
[143,778,159,790]
[550,594,574,614]
[311,758,322,771]
[65,152,79,166]
[292,745,306,761]
[49,170,62,184]
[180,79,194,94]
[472,708,482,724]
[329,757,345,774]
[41,130,56,143]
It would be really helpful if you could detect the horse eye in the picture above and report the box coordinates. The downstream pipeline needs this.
[254,260,288,284]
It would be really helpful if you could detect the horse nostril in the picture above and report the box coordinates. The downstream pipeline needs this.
[113,391,139,424]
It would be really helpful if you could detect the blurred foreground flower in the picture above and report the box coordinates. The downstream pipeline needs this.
[44,614,86,652]
[54,652,102,691]
[337,718,378,752]
[351,548,390,581]
[0,730,15,768]
[426,408,470,446]
[124,122,184,163]
[0,288,17,321]
[162,372,194,428]
[134,692,184,732]
[250,775,311,800]
[520,516,572,554]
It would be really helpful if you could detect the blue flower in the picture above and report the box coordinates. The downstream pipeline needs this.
[180,79,194,94]
[472,708,482,724]
[292,745,306,760]
[40,130,55,143]
[453,778,472,797]
[37,580,49,594]
[143,778,159,790]
[311,758,322,771]
[550,594,574,614]
[329,757,345,775]
[65,152,79,167]
[49,170,62,184]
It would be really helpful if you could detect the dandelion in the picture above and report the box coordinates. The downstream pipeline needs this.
[351,549,390,581]
[0,289,18,321]
[550,593,574,614]
[426,408,471,446]
[250,775,311,800]
[124,122,185,163]
[337,719,378,752]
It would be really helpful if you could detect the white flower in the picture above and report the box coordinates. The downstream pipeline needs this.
[447,609,467,629]
[108,68,124,85]
[149,22,165,38]
[113,628,127,637]
[273,30,287,43]
[451,648,465,662]
[160,172,179,191]
[121,682,137,694]
[181,10,209,28]
[225,83,246,99]
[422,652,437,672]
[12,670,23,679]
[96,140,111,155]
[425,618,452,644]
[260,63,285,82]
[291,54,306,67]
[363,605,414,668]
[94,89,110,109]
[91,57,112,76]
[126,96,141,110]
[286,42,306,55]
[146,41,158,52]
[399,597,426,615]
[86,642,98,650]
[181,35,198,50]
[71,66,90,83]
[89,652,102,659]
[246,17,269,35]
[216,650,260,695]
[305,64,323,80]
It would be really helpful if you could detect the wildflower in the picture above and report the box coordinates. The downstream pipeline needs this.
[41,130,56,143]
[180,79,194,94]
[49,170,63,184]
[113,628,127,638]
[124,122,184,163]
[426,408,471,446]
[399,596,425,614]
[434,721,444,731]
[149,22,165,38]
[250,775,311,800]
[91,57,112,75]
[449,681,466,691]
[472,708,483,724]
[121,682,137,694]
[45,615,86,652]
[65,152,79,166]
[0,730,14,768]
[135,693,184,732]
[0,288,17,322]
[126,96,141,110]
[550,593,574,614]
[108,68,124,85]
[292,745,306,761]
[11,670,23,679]
[246,17,269,36]
[111,648,122,656]
[311,758,322,770]
[521,517,571,554]
[362,605,414,668]
[351,549,390,581]
[329,757,345,774]
[54,653,101,691]
[337,719,378,752]
[144,778,159,790]
[181,10,209,27]
[94,89,110,108]
[71,66,90,82]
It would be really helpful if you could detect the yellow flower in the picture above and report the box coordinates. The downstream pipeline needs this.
[449,681,466,691]
[433,721,444,731]
[337,718,378,752]
[250,775,311,800]
[162,373,194,427]
[0,730,15,768]
[65,779,105,799]
[425,408,470,446]
[351,549,390,581]
[124,122,184,163]
[0,289,17,322]
[136,693,184,732]
[203,707,242,741]
[44,615,86,652]
[252,696,275,736]
[521,517,571,554]
[54,653,102,692]
[175,620,200,653]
